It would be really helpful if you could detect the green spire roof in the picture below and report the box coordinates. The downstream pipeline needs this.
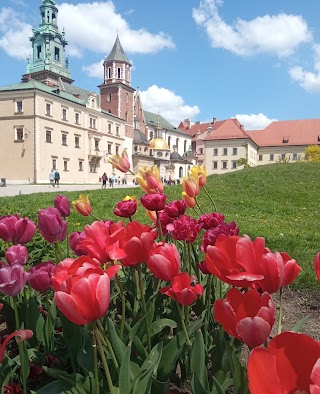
[105,36,131,64]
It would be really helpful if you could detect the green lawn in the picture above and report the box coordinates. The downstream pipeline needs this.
[0,162,319,288]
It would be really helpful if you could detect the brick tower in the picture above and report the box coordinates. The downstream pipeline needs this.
[99,36,134,138]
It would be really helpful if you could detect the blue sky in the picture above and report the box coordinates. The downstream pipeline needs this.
[1,0,320,129]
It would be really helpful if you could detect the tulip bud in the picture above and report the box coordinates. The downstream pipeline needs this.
[28,262,55,293]
[147,242,180,281]
[108,149,131,173]
[5,244,28,265]
[0,264,28,296]
[54,195,71,217]
[165,200,187,218]
[72,195,92,216]
[140,193,166,212]
[0,215,36,244]
[114,198,137,218]
[38,208,67,244]
[69,231,87,256]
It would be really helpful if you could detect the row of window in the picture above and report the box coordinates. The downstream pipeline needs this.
[52,158,84,173]
[212,161,238,170]
[258,153,300,161]
[211,147,238,156]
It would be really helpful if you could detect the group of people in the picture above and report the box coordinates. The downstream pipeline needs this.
[49,169,60,188]
[101,173,127,189]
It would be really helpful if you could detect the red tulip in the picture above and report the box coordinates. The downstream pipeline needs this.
[78,221,126,263]
[248,332,320,393]
[54,194,71,217]
[314,252,320,283]
[114,198,137,218]
[164,200,187,218]
[5,244,28,265]
[53,256,111,325]
[51,258,75,291]
[198,212,225,230]
[28,262,55,293]
[72,195,92,216]
[160,272,204,306]
[69,231,87,256]
[147,242,180,281]
[0,214,36,244]
[140,193,166,212]
[120,221,156,266]
[0,264,28,296]
[214,288,275,348]
[38,208,67,243]
[205,235,264,288]
[0,329,33,363]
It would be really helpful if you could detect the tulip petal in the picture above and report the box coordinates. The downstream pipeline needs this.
[54,291,87,325]
[236,316,271,348]
[311,358,320,393]
[0,329,33,363]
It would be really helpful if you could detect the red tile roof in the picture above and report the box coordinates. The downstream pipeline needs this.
[247,119,320,147]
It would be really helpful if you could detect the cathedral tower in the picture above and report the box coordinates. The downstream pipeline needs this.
[99,36,134,138]
[22,0,72,86]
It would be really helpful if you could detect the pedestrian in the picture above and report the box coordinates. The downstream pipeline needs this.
[54,169,60,188]
[110,175,115,188]
[118,176,121,185]
[49,169,55,188]
[101,172,108,189]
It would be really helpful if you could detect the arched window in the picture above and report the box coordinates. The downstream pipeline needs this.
[179,167,183,178]
[149,131,154,140]
[176,138,179,150]
[108,67,111,78]
[184,140,187,153]
[117,68,121,78]
[168,136,171,148]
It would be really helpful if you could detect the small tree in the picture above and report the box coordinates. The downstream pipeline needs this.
[305,145,320,162]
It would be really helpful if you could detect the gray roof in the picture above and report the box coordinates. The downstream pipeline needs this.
[144,110,186,135]
[170,151,183,161]
[105,36,131,65]
[133,129,149,145]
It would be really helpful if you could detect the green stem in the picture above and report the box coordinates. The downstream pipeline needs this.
[92,327,100,394]
[277,287,283,335]
[90,213,103,222]
[195,197,204,214]
[203,185,217,211]
[54,240,64,261]
[96,320,119,370]
[156,211,164,241]
[137,266,151,352]
[13,297,28,394]
[93,321,115,394]
[115,273,126,340]
[175,301,191,347]
[45,292,53,352]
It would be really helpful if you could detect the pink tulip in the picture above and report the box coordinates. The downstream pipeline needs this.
[69,231,87,256]
[54,195,71,217]
[140,193,166,212]
[147,242,180,281]
[0,329,33,363]
[0,215,36,244]
[0,264,28,296]
[164,200,187,218]
[5,244,28,265]
[28,262,55,293]
[38,208,67,243]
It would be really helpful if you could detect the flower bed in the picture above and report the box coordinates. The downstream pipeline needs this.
[0,153,319,393]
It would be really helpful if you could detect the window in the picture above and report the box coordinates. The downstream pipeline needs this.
[16,101,23,113]
[115,145,119,155]
[232,147,238,155]
[126,93,129,104]
[184,140,187,153]
[52,159,57,170]
[63,160,68,171]
[125,112,128,122]
[199,148,203,155]
[222,161,228,169]
[292,153,298,160]
[223,148,228,156]
[108,143,112,154]
[46,130,52,143]
[281,153,286,160]
[108,124,112,134]
[54,47,60,61]
[213,148,218,156]
[89,118,96,129]
[94,139,100,151]
[90,163,97,173]
[149,131,154,140]
[269,154,274,161]
[37,45,42,59]
[108,68,111,79]
[62,108,67,121]
[107,93,112,102]
[46,103,52,116]
[168,136,171,148]
[232,160,237,169]
[117,67,121,78]
[62,133,67,146]
[176,138,179,149]
[15,127,24,141]
[258,154,263,161]
[116,126,119,136]
[75,113,80,124]
[79,161,83,171]
[212,161,218,170]
[75,136,80,148]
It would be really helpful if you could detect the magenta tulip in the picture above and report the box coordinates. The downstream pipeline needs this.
[28,262,55,293]
[5,244,28,265]
[69,231,87,256]
[140,193,166,212]
[114,199,137,218]
[54,195,71,217]
[0,215,36,244]
[0,264,28,296]
[38,208,67,243]
[164,200,187,218]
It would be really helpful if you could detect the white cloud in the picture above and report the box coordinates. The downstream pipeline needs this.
[58,2,174,57]
[140,85,200,126]
[0,7,32,59]
[289,44,320,92]
[82,60,104,79]
[192,0,311,57]
[233,113,276,130]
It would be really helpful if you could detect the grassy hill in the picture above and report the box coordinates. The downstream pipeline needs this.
[0,162,319,288]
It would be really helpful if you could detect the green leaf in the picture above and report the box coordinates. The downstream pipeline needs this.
[190,330,208,389]
[211,374,226,394]
[149,319,177,338]
[151,376,170,394]
[36,380,76,393]
[225,343,248,394]
[119,344,132,394]
[191,373,210,394]
[107,317,127,365]
[77,329,94,374]
[291,314,310,332]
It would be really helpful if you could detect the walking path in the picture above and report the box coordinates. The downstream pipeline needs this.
[0,182,137,198]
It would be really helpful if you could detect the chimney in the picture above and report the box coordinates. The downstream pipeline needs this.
[240,124,244,131]
[212,117,216,124]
